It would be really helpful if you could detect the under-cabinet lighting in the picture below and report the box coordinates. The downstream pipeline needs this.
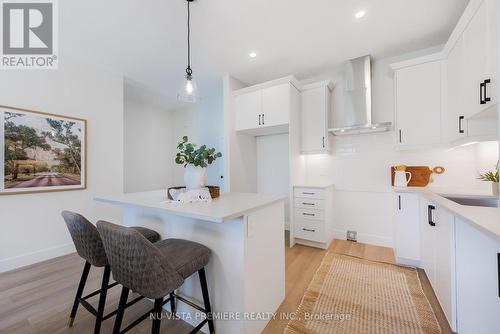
[460,141,479,147]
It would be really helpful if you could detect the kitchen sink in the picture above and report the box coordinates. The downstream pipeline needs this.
[443,196,500,208]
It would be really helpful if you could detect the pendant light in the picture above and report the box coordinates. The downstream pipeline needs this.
[178,0,199,103]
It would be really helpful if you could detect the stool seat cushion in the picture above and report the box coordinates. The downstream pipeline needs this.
[130,226,160,243]
[155,239,211,279]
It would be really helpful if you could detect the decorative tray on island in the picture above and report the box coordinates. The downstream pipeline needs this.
[167,186,220,200]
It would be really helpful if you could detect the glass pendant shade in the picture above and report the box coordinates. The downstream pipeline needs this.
[178,73,199,103]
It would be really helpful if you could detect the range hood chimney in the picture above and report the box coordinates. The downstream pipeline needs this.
[329,55,391,135]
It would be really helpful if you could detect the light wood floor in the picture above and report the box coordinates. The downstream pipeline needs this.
[0,238,452,334]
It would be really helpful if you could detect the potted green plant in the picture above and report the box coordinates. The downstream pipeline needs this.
[175,136,222,189]
[478,169,499,196]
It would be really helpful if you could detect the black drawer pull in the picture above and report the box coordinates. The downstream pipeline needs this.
[302,202,315,206]
[302,228,316,232]
[302,192,315,195]
[302,213,315,217]
[428,205,436,226]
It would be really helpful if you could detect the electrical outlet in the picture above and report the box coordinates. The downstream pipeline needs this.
[347,230,357,242]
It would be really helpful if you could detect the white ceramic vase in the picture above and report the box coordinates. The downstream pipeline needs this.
[493,182,499,197]
[184,164,208,189]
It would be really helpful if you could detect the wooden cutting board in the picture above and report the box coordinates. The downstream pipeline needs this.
[391,166,433,187]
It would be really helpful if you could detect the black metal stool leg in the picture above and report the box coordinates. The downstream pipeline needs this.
[94,266,111,334]
[169,293,176,318]
[68,261,91,327]
[113,286,129,334]
[151,298,163,334]
[199,268,215,334]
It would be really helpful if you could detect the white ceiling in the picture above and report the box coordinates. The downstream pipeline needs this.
[60,0,469,108]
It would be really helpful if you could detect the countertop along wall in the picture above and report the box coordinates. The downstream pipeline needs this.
[300,49,499,247]
[0,55,124,272]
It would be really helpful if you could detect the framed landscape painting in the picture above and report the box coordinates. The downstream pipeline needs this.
[0,105,86,195]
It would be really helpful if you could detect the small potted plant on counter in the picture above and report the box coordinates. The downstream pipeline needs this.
[175,136,222,189]
[478,168,499,196]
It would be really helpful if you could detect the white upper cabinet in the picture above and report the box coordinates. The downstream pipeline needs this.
[300,82,332,154]
[261,84,290,128]
[234,78,299,136]
[395,61,442,147]
[235,90,261,132]
[446,37,468,142]
[462,0,495,117]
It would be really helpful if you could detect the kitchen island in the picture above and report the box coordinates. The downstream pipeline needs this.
[94,191,286,334]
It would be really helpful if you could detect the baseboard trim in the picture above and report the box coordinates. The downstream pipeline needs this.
[332,229,393,248]
[295,238,330,250]
[0,242,76,273]
[396,257,422,268]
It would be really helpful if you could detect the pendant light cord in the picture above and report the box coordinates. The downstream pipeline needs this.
[186,0,192,76]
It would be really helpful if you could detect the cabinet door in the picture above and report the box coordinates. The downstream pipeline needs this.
[434,208,456,331]
[455,218,500,334]
[235,90,261,131]
[262,83,290,128]
[420,199,437,286]
[396,61,442,146]
[462,0,491,117]
[301,86,329,153]
[446,37,468,142]
[394,193,420,264]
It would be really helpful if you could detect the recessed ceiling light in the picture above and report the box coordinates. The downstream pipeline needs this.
[249,52,257,58]
[355,10,366,19]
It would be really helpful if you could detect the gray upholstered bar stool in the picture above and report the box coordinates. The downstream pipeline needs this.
[62,211,161,334]
[96,220,215,334]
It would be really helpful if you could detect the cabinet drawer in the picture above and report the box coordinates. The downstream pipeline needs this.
[294,208,324,221]
[294,198,325,210]
[294,219,326,242]
[294,187,325,199]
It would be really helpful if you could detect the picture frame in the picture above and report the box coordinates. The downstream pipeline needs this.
[0,105,87,195]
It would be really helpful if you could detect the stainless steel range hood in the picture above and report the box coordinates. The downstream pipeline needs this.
[329,55,391,136]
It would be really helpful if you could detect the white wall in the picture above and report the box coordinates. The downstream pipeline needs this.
[300,51,498,247]
[256,134,290,223]
[0,56,124,272]
[124,100,175,193]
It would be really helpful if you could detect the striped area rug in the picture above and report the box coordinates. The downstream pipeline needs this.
[285,253,441,334]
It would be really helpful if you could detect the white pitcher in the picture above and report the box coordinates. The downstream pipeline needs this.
[394,170,412,188]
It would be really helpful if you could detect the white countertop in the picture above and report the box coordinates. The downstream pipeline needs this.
[94,190,286,223]
[293,182,334,188]
[393,186,500,241]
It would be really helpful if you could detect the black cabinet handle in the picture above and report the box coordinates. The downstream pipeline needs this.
[398,195,401,211]
[428,205,436,226]
[399,129,402,143]
[262,113,265,125]
[302,213,315,217]
[484,79,491,103]
[302,202,315,206]
[302,192,315,195]
[302,228,316,232]
[459,116,465,134]
[497,253,500,298]
[480,81,486,104]
[322,136,325,148]
[258,114,261,125]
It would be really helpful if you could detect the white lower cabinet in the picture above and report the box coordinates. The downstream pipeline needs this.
[394,193,421,265]
[455,218,500,334]
[292,185,333,249]
[418,199,456,331]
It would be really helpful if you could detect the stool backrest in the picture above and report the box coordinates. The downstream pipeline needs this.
[96,221,184,299]
[62,211,108,267]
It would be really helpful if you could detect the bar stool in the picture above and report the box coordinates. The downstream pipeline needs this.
[62,211,161,334]
[96,220,215,334]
